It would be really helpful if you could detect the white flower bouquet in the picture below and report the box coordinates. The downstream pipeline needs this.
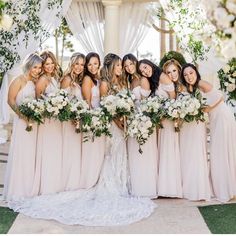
[140,96,165,128]
[126,112,155,154]
[70,97,89,132]
[43,89,70,121]
[178,91,207,123]
[18,97,45,131]
[79,107,111,142]
[162,91,207,131]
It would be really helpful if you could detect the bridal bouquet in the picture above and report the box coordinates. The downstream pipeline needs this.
[140,96,165,128]
[112,89,135,118]
[18,97,45,131]
[100,89,135,132]
[43,89,70,121]
[70,97,89,132]
[100,94,117,120]
[80,107,111,142]
[126,112,155,154]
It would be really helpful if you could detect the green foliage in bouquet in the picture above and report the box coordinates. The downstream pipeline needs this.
[159,51,187,68]
[218,57,236,103]
[57,103,72,122]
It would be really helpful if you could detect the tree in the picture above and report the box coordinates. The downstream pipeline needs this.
[54,17,74,67]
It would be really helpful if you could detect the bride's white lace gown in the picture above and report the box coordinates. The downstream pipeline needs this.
[8,121,156,226]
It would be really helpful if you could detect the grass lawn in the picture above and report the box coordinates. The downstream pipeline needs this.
[0,207,18,234]
[198,203,236,234]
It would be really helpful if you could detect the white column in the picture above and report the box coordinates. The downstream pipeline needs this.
[102,0,121,55]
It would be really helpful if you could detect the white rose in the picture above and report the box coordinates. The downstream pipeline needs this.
[227,83,236,92]
[223,64,231,73]
[0,14,13,31]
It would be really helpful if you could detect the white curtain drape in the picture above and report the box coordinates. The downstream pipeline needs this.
[0,0,72,126]
[119,2,151,57]
[65,1,104,57]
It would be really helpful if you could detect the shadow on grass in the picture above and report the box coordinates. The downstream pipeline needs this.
[198,203,236,234]
[0,207,18,234]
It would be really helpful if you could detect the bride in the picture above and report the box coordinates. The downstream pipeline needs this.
[8,53,156,226]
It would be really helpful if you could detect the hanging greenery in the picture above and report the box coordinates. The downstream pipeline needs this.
[152,0,236,62]
[218,57,236,103]
[0,0,63,74]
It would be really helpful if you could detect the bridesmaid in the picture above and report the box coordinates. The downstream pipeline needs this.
[139,59,183,198]
[79,52,105,189]
[33,50,63,195]
[3,53,43,200]
[60,52,85,191]
[182,63,236,202]
[123,55,158,198]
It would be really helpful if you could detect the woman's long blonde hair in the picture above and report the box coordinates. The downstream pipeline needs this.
[40,50,61,80]
[63,52,85,86]
[101,53,127,91]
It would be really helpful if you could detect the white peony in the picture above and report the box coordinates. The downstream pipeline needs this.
[223,64,231,73]
[0,14,13,31]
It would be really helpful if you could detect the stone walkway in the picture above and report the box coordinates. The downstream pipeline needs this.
[0,125,235,234]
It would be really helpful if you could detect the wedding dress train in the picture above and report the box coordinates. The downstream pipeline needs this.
[8,122,156,226]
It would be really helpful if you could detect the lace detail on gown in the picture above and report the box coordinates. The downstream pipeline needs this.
[8,122,156,226]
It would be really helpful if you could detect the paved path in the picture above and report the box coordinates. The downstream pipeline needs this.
[0,125,234,234]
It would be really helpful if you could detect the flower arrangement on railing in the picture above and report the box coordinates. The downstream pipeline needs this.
[218,57,236,108]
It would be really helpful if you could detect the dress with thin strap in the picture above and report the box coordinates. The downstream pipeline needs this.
[3,81,38,200]
[79,80,106,189]
[62,84,83,191]
[32,78,63,195]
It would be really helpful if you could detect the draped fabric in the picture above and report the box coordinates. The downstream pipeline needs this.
[65,1,104,57]
[65,1,152,58]
[119,2,151,57]
[0,0,72,128]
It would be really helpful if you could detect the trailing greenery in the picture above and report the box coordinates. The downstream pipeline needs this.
[199,203,236,234]
[0,207,18,234]
[0,0,63,74]
[218,57,236,117]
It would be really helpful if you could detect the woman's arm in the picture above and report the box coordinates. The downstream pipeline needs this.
[100,81,109,98]
[61,76,72,89]
[199,80,223,112]
[8,77,22,116]
[82,76,93,108]
[35,76,48,99]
